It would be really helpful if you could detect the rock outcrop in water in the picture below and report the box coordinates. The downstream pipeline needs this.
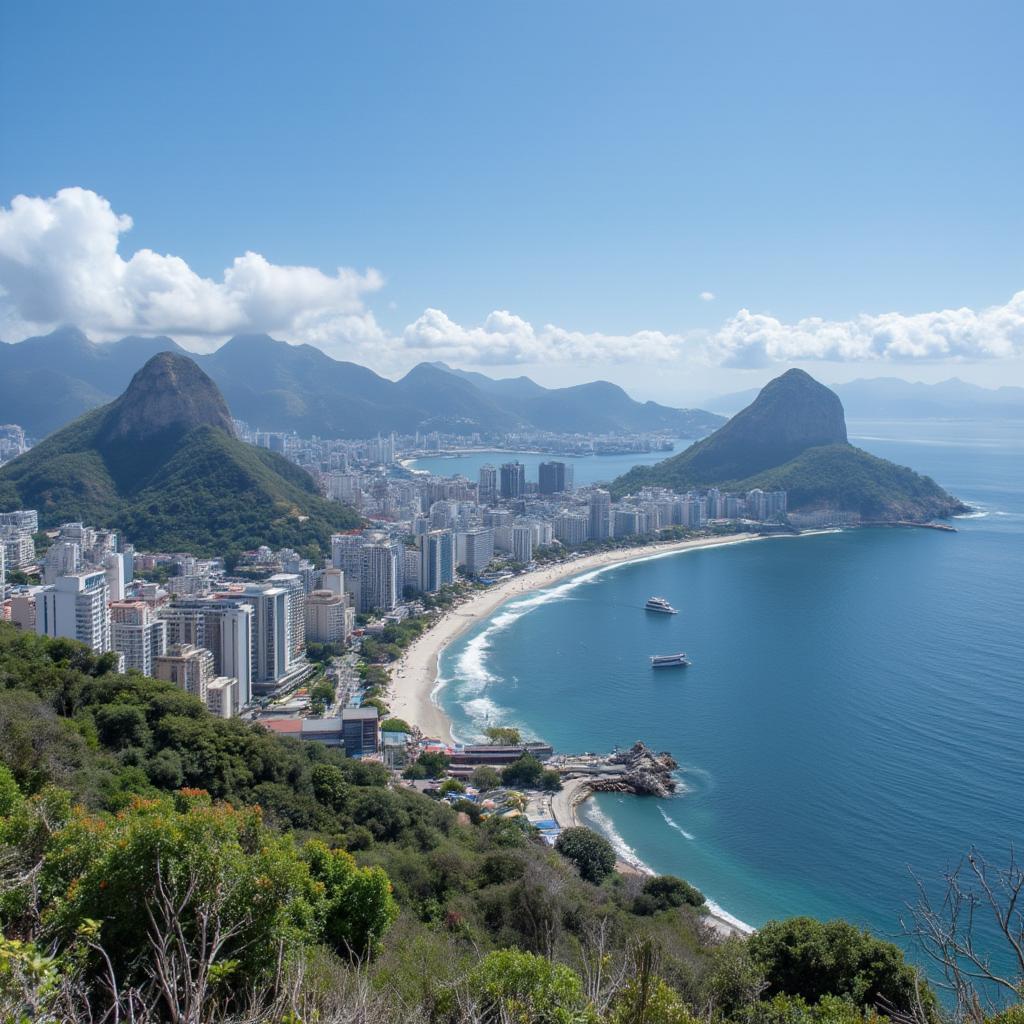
[591,741,679,798]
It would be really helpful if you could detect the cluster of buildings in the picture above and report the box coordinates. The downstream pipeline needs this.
[1,512,367,722]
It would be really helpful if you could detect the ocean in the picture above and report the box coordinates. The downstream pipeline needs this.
[435,419,1024,954]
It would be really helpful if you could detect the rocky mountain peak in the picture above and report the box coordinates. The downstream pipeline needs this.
[98,351,235,445]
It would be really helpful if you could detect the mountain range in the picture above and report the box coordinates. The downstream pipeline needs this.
[706,377,1024,420]
[0,327,725,440]
[613,369,967,522]
[0,352,360,556]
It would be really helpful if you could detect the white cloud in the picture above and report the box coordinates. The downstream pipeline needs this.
[1,187,1023,372]
[401,308,689,365]
[707,292,1024,367]
[0,187,385,346]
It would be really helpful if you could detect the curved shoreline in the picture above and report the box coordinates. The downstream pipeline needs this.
[387,532,762,740]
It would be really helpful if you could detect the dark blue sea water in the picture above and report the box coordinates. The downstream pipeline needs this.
[437,419,1024,946]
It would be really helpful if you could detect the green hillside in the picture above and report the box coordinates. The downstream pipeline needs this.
[612,370,966,521]
[0,352,360,556]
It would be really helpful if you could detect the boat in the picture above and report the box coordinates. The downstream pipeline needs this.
[650,653,691,668]
[644,596,677,614]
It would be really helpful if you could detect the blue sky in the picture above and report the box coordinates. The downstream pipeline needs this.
[1,1,1022,401]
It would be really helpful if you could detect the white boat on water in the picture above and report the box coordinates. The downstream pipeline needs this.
[650,652,691,668]
[645,596,677,614]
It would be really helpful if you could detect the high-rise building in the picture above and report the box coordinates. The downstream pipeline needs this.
[43,541,81,584]
[511,523,534,564]
[361,541,399,612]
[36,570,111,653]
[478,465,498,506]
[155,643,215,700]
[745,488,767,520]
[552,509,585,544]
[267,573,306,660]
[2,531,35,572]
[538,461,568,495]
[305,589,350,644]
[499,461,526,499]
[331,533,366,608]
[111,600,167,675]
[153,643,237,718]
[456,528,495,576]
[0,509,38,535]
[416,529,455,593]
[219,583,305,694]
[158,598,254,705]
[588,489,611,542]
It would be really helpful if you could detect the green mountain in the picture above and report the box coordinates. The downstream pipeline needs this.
[0,352,359,555]
[612,369,967,521]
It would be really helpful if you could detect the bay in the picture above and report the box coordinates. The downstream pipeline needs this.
[436,419,1024,951]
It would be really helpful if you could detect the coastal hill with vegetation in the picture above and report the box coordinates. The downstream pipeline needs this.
[612,369,968,521]
[0,351,360,558]
[4,622,1009,1023]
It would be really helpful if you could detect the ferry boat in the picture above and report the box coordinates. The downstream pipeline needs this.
[644,596,677,614]
[650,652,691,668]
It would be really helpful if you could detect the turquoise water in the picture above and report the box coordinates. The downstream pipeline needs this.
[437,419,1024,946]
[406,442,694,488]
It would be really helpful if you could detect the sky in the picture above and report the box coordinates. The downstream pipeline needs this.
[1,0,1022,404]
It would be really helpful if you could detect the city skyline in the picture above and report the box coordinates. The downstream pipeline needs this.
[1,2,1023,401]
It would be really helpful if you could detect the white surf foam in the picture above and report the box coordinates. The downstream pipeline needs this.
[658,805,695,840]
[581,800,653,874]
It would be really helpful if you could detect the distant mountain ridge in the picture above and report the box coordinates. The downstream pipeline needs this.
[0,328,725,440]
[613,369,967,522]
[707,376,1024,420]
[0,352,360,555]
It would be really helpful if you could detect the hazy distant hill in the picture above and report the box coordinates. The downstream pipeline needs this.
[707,376,1024,420]
[0,352,360,556]
[613,369,967,522]
[0,329,725,439]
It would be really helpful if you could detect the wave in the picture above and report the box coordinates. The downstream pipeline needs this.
[585,799,755,935]
[580,800,653,874]
[658,805,694,840]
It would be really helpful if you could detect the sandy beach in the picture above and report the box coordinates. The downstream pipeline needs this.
[387,532,759,741]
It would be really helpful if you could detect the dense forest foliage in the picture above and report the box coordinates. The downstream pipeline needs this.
[0,624,1017,1023]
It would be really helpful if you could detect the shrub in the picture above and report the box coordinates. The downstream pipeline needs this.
[555,826,617,884]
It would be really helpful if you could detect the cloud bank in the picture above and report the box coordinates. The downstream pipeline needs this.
[1,187,1022,369]
[0,187,386,348]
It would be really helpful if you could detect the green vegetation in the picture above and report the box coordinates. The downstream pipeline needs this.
[0,353,361,558]
[485,725,523,744]
[381,717,413,734]
[470,765,502,791]
[501,753,563,791]
[2,623,1014,1023]
[611,370,965,521]
[555,826,618,884]
[634,875,706,915]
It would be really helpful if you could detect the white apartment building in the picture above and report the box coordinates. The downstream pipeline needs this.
[36,570,111,653]
[110,600,167,675]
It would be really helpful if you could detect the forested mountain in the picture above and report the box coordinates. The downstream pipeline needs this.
[0,352,359,556]
[613,369,967,521]
[0,328,725,439]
